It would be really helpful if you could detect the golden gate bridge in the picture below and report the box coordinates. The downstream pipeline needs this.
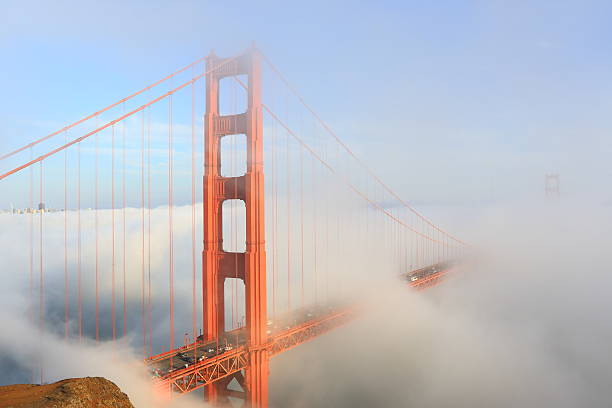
[0,45,468,407]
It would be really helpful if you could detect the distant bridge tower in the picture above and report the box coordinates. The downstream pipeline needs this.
[202,47,268,406]
[545,173,560,199]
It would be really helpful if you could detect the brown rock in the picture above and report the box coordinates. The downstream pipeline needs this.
[0,377,134,408]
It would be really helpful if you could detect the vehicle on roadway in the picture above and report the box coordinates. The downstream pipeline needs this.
[177,353,194,364]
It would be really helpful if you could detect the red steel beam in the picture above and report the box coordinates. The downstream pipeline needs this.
[410,269,450,290]
[407,263,456,290]
[149,307,356,396]
[154,349,249,397]
[146,264,453,397]
[148,262,456,399]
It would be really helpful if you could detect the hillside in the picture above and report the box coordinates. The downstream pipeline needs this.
[0,377,134,408]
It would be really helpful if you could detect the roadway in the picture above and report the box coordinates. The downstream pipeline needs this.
[146,261,454,394]
[404,262,455,290]
[145,303,350,381]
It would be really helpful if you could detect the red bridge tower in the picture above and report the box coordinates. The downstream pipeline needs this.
[202,48,268,406]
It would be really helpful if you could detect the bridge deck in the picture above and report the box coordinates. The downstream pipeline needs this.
[147,306,356,395]
[405,262,454,289]
[147,262,455,396]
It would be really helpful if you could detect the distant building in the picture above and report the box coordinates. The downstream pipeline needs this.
[545,174,560,199]
[38,202,46,211]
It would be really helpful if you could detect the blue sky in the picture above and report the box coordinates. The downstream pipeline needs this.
[1,0,611,212]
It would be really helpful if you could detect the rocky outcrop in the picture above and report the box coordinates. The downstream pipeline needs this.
[0,377,134,408]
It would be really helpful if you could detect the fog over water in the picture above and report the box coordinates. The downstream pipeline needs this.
[1,200,610,407]
[267,202,612,407]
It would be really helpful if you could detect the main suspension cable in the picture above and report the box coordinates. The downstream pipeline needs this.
[0,56,240,181]
[1,56,208,161]
[258,50,467,247]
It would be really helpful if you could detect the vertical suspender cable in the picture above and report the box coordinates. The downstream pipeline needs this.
[286,130,291,313]
[122,107,127,337]
[147,108,152,355]
[397,214,401,271]
[444,233,447,263]
[403,212,407,271]
[312,153,318,305]
[415,218,420,268]
[395,211,399,271]
[338,147,346,294]
[111,126,116,341]
[437,230,440,264]
[445,235,448,261]
[433,228,436,264]
[233,133,238,331]
[426,223,429,266]
[232,81,238,333]
[426,225,430,265]
[399,213,402,271]
[28,147,36,382]
[411,214,416,270]
[29,148,34,382]
[424,224,428,265]
[403,224,407,272]
[324,142,329,303]
[335,143,344,295]
[391,210,395,271]
[29,148,33,317]
[364,176,369,281]
[64,132,69,339]
[445,235,448,262]
[191,80,197,351]
[271,118,277,321]
[423,219,426,267]
[430,226,433,265]
[408,214,412,271]
[168,95,175,355]
[39,161,44,384]
[415,222,420,269]
[300,144,304,309]
[407,221,411,271]
[419,219,423,268]
[433,229,436,264]
[141,110,146,355]
[230,137,235,329]
[424,224,427,266]
[77,143,82,341]
[95,133,100,342]
[431,226,434,265]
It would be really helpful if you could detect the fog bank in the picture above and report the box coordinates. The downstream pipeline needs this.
[269,203,612,407]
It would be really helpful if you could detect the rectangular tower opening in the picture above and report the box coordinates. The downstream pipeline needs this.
[224,278,246,332]
[222,199,246,253]
[219,75,248,116]
[220,134,247,177]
